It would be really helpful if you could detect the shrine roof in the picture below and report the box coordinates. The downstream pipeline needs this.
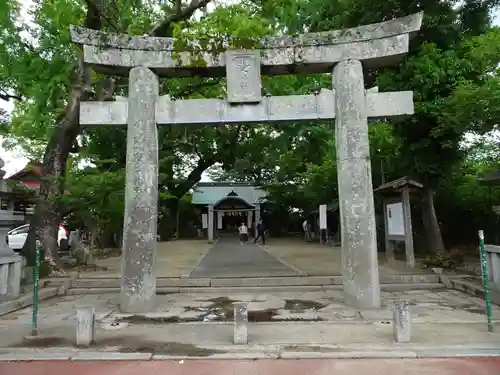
[192,182,267,205]
[0,179,37,198]
[374,176,423,193]
[7,161,42,181]
[478,169,500,186]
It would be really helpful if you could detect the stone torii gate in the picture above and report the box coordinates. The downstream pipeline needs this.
[70,12,423,313]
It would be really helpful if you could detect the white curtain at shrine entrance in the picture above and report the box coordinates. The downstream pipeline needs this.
[217,211,223,229]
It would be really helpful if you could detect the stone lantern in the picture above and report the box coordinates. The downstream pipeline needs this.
[0,157,24,300]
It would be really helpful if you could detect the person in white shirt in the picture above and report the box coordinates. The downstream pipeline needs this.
[238,222,249,244]
[302,219,310,242]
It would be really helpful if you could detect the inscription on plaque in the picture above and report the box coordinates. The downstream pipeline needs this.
[226,51,261,103]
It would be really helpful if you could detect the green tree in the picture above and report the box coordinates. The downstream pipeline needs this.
[288,0,500,253]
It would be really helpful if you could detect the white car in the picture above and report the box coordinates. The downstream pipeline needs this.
[6,224,69,252]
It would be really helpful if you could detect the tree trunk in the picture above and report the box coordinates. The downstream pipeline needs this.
[175,203,180,239]
[22,0,216,268]
[164,199,180,240]
[21,0,106,271]
[421,187,445,254]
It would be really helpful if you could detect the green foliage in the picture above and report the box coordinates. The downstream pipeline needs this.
[62,165,125,246]
[421,251,465,269]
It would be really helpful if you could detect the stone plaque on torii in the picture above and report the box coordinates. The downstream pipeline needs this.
[70,12,423,313]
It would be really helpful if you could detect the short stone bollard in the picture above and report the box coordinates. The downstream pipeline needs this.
[233,302,248,345]
[76,308,96,347]
[393,300,411,343]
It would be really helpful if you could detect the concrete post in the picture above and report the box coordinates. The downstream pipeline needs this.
[402,186,415,268]
[76,308,96,347]
[7,258,22,298]
[217,211,223,230]
[208,205,214,243]
[0,263,8,298]
[383,199,395,262]
[233,302,248,344]
[120,66,159,313]
[333,59,381,309]
[254,204,261,238]
[247,210,253,236]
[393,300,411,343]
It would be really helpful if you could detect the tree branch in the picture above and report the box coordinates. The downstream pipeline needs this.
[150,0,213,36]
[167,155,216,198]
[0,89,23,102]
[82,0,119,31]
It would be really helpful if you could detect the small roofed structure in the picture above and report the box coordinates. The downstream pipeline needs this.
[7,161,42,192]
[191,182,267,242]
[478,168,500,187]
[0,158,33,254]
[374,177,423,267]
[374,176,423,193]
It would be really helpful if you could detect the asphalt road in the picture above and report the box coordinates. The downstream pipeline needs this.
[1,358,500,375]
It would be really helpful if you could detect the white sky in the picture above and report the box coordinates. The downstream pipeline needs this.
[1,6,500,178]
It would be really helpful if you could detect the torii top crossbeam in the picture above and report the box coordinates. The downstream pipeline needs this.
[70,12,423,77]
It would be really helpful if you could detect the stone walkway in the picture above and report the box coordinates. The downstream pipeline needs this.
[1,288,499,350]
[261,238,429,276]
[189,237,297,278]
[79,237,435,279]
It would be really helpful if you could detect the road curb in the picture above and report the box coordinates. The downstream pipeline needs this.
[0,346,498,361]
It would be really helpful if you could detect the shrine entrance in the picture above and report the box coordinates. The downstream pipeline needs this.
[71,12,423,313]
[213,196,255,234]
[220,213,244,232]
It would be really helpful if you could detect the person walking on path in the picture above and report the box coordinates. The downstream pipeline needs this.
[254,218,266,245]
[238,222,249,244]
[302,219,311,242]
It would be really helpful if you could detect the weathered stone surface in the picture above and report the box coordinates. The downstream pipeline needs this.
[0,263,8,297]
[294,34,408,64]
[81,101,126,125]
[70,13,423,76]
[72,352,153,361]
[207,205,214,243]
[393,300,411,343]
[0,228,15,257]
[7,259,22,298]
[76,308,95,347]
[120,67,159,313]
[81,35,411,75]
[226,51,261,103]
[233,302,248,345]
[334,59,380,309]
[71,13,422,50]
[80,90,413,127]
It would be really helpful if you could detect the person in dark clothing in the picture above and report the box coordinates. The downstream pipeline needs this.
[254,218,266,245]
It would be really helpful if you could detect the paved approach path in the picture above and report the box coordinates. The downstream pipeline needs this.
[189,236,298,278]
[2,359,500,375]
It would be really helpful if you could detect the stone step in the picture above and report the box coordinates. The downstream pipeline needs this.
[445,277,500,305]
[69,274,439,289]
[67,283,445,295]
[0,286,59,316]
